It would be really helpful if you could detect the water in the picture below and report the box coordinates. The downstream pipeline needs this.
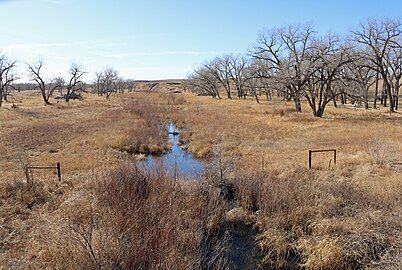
[143,123,205,179]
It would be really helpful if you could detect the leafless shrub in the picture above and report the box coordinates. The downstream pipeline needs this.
[94,163,204,269]
[266,106,296,116]
[369,137,396,165]
[121,101,169,155]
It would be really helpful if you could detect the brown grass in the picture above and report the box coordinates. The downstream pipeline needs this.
[0,89,401,269]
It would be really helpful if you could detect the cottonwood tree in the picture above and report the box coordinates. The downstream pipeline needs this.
[228,54,249,99]
[27,59,62,105]
[244,67,261,103]
[387,42,402,109]
[116,78,126,94]
[253,23,319,112]
[249,58,277,100]
[0,54,18,107]
[352,18,402,112]
[343,52,376,109]
[188,66,221,98]
[125,79,136,93]
[204,56,233,99]
[54,76,65,96]
[304,35,354,117]
[94,71,103,96]
[96,67,120,99]
[65,63,86,102]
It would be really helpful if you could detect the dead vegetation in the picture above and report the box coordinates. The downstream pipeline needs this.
[0,90,401,269]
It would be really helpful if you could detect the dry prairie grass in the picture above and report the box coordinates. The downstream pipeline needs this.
[170,94,402,269]
[0,90,179,268]
[0,90,401,269]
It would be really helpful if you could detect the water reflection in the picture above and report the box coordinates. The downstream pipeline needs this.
[143,123,205,179]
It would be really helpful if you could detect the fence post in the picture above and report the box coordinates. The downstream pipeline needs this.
[57,162,61,181]
[309,149,337,169]
[333,150,337,165]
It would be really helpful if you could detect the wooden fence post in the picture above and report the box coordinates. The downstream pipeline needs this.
[57,162,61,181]
[309,149,337,169]
[333,150,337,165]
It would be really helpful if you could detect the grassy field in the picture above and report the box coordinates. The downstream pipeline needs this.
[0,89,401,269]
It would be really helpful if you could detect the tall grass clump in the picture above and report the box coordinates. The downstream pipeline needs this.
[36,162,235,269]
[120,100,170,155]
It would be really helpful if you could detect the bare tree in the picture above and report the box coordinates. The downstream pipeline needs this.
[97,67,120,99]
[94,71,103,96]
[65,63,86,102]
[27,59,62,105]
[188,66,221,98]
[253,23,319,112]
[387,42,402,109]
[228,54,249,99]
[204,57,232,99]
[125,79,136,93]
[352,18,402,113]
[343,51,376,109]
[53,76,65,96]
[0,53,18,107]
[248,58,277,101]
[304,35,354,116]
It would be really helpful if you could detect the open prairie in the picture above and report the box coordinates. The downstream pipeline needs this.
[1,1,402,269]
[0,89,401,269]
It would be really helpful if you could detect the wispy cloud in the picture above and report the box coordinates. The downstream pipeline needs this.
[2,42,68,51]
[88,49,228,59]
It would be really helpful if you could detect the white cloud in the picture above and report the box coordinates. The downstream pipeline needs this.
[88,49,227,59]
[2,42,68,54]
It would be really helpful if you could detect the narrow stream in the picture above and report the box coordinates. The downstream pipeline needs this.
[142,123,266,269]
[143,123,205,179]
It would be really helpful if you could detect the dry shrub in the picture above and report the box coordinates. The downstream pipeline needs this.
[94,163,203,269]
[216,165,400,269]
[123,99,166,117]
[36,163,230,270]
[120,117,169,155]
[1,177,50,210]
[120,100,169,155]
[257,228,294,268]
[368,137,396,165]
[266,106,296,116]
[297,238,343,270]
[164,93,186,106]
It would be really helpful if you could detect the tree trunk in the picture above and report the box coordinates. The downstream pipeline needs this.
[373,72,379,109]
[384,81,394,113]
[364,87,369,109]
[226,88,231,99]
[340,93,346,105]
[293,96,302,112]
[394,80,400,110]
[254,92,259,103]
[315,106,325,117]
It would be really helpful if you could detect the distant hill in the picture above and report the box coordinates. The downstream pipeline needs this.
[134,79,187,93]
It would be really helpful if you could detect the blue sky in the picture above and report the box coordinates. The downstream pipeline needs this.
[1,0,401,81]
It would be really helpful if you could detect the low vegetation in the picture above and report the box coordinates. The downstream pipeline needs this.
[0,15,401,270]
[0,89,401,269]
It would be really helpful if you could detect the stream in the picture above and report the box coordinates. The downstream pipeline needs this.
[142,123,269,269]
[142,123,205,179]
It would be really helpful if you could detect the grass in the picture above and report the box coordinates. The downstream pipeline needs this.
[0,89,401,269]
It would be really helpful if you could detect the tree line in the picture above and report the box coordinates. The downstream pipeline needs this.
[0,56,134,106]
[188,18,402,117]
